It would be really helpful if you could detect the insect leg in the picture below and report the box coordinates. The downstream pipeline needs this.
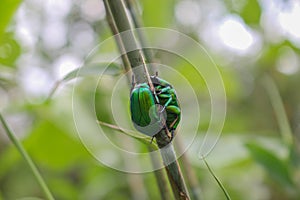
[157,86,171,94]
[170,129,175,141]
[159,95,172,113]
[169,116,179,128]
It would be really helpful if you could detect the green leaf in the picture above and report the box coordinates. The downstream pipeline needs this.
[0,0,22,40]
[0,33,21,66]
[0,144,20,178]
[142,0,175,27]
[24,121,90,170]
[240,0,261,24]
[246,142,294,188]
[47,178,79,200]
[289,144,300,168]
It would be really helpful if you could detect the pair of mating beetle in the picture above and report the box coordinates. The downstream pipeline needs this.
[130,74,181,140]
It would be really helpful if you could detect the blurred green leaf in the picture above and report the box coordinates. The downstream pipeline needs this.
[289,144,300,168]
[246,142,294,188]
[142,0,175,27]
[24,121,89,170]
[48,178,79,200]
[0,0,21,40]
[240,0,261,24]
[0,33,21,66]
[0,145,20,178]
[2,164,41,199]
[81,172,129,200]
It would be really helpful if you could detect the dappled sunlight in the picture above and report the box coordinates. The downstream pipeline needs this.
[201,14,261,57]
[69,21,96,54]
[175,0,201,26]
[53,54,82,79]
[278,2,300,45]
[276,47,299,75]
[44,0,72,19]
[81,0,106,22]
[261,0,300,46]
[19,65,53,97]
[42,21,67,50]
[218,16,254,52]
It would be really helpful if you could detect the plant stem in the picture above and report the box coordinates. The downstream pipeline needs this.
[103,0,190,199]
[0,113,54,200]
[104,1,171,199]
[175,135,202,200]
[263,76,293,147]
[156,132,190,200]
[103,0,131,74]
[202,157,231,200]
[104,0,154,91]
[149,150,173,200]
[124,0,154,65]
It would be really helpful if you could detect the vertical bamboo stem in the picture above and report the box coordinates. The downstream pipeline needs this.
[104,1,170,199]
[124,0,154,64]
[104,3,148,199]
[156,131,190,200]
[105,0,153,89]
[175,136,202,200]
[124,1,200,198]
[148,147,173,200]
[103,0,190,199]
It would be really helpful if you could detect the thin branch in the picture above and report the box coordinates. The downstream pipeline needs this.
[0,113,54,200]
[97,120,157,148]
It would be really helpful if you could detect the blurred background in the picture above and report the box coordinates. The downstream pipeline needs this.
[0,0,300,199]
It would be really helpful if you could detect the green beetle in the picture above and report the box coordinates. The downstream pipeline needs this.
[150,75,181,138]
[130,75,181,139]
[130,81,165,137]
